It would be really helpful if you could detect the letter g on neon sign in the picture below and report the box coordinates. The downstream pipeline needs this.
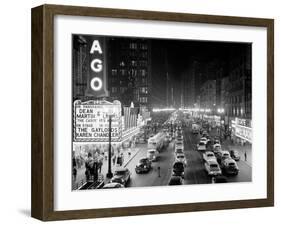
[90,77,103,91]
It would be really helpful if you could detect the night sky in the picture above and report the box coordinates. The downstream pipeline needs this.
[150,38,251,107]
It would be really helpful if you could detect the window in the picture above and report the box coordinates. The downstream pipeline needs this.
[129,42,137,49]
[140,87,148,94]
[131,60,137,67]
[111,69,117,76]
[111,87,117,93]
[140,69,147,77]
[120,87,126,93]
[140,97,147,103]
[120,69,126,76]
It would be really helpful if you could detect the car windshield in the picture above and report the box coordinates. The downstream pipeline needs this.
[207,154,214,157]
[223,153,229,157]
[229,163,236,167]
[177,155,184,159]
[140,159,148,164]
[115,170,126,175]
[199,142,205,145]
[210,164,219,169]
[148,150,155,154]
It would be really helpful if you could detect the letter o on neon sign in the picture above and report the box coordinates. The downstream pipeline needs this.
[90,77,103,91]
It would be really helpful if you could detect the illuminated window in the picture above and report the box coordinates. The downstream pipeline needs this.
[111,87,117,93]
[111,69,117,76]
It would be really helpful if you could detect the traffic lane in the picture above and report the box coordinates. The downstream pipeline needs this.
[126,142,175,188]
[224,160,252,183]
[183,127,211,184]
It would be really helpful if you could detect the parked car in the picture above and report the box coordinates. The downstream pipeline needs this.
[135,157,152,173]
[204,160,222,176]
[200,137,208,145]
[203,151,217,162]
[172,161,185,178]
[168,176,183,185]
[217,150,231,164]
[213,143,222,154]
[221,158,239,175]
[175,153,187,167]
[230,150,240,161]
[214,139,220,145]
[197,141,206,151]
[147,149,159,162]
[110,167,131,186]
[103,182,125,189]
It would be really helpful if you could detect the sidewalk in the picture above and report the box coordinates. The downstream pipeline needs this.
[73,143,147,189]
[222,139,252,167]
[101,143,146,183]
[208,128,252,167]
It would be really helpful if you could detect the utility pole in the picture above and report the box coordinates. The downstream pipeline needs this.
[106,115,113,178]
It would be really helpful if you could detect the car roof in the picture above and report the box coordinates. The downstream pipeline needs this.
[115,167,127,171]
[206,159,218,164]
[224,157,236,163]
[148,149,156,152]
[205,151,214,155]
[139,157,149,161]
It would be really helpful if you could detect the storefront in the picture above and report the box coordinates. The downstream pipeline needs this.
[230,117,252,144]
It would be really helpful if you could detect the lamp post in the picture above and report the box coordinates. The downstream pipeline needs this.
[106,114,113,178]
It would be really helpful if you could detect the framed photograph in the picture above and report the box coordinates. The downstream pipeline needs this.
[31,4,274,221]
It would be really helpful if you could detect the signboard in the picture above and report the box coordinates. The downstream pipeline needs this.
[85,37,109,97]
[235,125,252,143]
[236,117,252,128]
[73,100,122,142]
[234,117,252,143]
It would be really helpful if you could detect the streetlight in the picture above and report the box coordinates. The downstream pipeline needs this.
[106,113,114,178]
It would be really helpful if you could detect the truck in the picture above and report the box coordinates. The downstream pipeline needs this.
[191,123,200,134]
[147,132,166,152]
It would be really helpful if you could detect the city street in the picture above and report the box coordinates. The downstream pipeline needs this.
[113,118,252,188]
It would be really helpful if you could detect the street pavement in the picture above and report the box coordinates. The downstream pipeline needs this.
[73,122,252,190]
[183,127,252,184]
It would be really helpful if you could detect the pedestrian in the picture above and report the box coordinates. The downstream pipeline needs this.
[157,166,161,177]
[244,151,247,161]
[85,152,94,180]
[72,155,77,182]
[98,155,104,173]
[112,154,116,165]
[128,149,131,158]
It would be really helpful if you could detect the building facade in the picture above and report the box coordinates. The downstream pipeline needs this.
[199,80,217,110]
[107,38,152,111]
[227,45,252,119]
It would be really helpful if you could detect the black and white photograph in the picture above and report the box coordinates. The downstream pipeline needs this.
[71,34,252,190]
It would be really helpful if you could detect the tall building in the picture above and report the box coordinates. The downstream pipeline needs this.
[181,59,203,108]
[72,35,89,101]
[107,38,152,110]
[227,45,252,119]
[200,80,217,110]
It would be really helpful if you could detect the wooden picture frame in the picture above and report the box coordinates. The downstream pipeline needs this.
[31,4,274,221]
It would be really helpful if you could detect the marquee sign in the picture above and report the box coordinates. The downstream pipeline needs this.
[234,118,252,143]
[73,100,122,142]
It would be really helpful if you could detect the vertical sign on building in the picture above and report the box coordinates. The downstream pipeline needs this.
[85,37,109,97]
